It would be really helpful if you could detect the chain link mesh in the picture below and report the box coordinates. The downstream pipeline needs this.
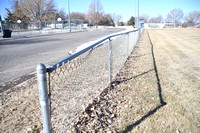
[110,34,127,81]
[46,30,141,132]
[48,42,109,131]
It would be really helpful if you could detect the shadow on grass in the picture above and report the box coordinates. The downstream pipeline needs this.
[120,30,167,133]
[128,53,152,59]
[111,69,154,85]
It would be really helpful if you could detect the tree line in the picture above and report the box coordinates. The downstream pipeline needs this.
[4,0,124,27]
[5,1,199,27]
[140,8,200,27]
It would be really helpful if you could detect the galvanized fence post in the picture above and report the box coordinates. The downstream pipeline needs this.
[29,23,32,35]
[108,39,111,84]
[39,21,42,34]
[37,64,52,133]
[126,33,129,57]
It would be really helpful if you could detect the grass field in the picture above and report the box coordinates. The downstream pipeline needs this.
[113,28,200,132]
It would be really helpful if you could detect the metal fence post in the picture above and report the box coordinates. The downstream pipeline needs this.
[126,33,129,57]
[108,39,111,84]
[37,64,52,133]
[39,21,42,34]
[29,23,32,35]
[136,30,139,42]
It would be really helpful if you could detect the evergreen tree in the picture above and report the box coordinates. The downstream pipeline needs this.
[4,8,16,23]
[128,16,135,26]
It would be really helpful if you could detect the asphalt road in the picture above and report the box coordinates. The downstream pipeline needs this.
[0,28,125,86]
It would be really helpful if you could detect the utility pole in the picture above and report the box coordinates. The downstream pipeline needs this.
[135,0,139,28]
[0,15,4,37]
[137,0,140,28]
[68,0,71,32]
[134,0,137,28]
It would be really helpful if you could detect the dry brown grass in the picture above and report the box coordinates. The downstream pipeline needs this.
[0,77,42,133]
[113,28,200,133]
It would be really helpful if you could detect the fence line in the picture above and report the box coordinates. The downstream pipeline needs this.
[1,19,83,38]
[37,27,143,132]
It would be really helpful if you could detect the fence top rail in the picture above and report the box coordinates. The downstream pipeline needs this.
[47,28,140,73]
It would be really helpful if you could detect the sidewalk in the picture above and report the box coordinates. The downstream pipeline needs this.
[0,29,82,41]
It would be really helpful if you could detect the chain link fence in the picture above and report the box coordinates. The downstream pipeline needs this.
[1,19,83,37]
[37,27,143,132]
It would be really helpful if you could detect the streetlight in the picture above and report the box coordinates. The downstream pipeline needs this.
[68,0,71,32]
[57,18,62,22]
[57,17,63,29]
[17,20,21,24]
[17,20,21,36]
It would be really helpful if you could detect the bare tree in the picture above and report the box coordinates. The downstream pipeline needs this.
[45,9,67,21]
[185,10,200,26]
[166,8,184,26]
[149,17,159,23]
[87,0,104,27]
[157,15,164,23]
[15,0,57,22]
[140,14,149,23]
[148,15,163,23]
[111,13,122,26]
[99,14,114,26]
[70,12,85,20]
[69,12,88,23]
[12,0,30,22]
[57,9,67,20]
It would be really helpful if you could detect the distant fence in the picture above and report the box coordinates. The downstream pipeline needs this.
[36,27,143,132]
[144,23,176,28]
[1,19,83,37]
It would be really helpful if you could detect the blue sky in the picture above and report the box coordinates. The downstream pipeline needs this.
[0,0,200,21]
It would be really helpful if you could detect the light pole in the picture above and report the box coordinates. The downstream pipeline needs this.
[137,0,139,28]
[0,15,4,37]
[68,0,71,32]
[135,0,139,28]
[57,17,63,29]
[17,20,21,36]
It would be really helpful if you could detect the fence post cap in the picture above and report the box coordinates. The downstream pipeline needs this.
[36,63,46,73]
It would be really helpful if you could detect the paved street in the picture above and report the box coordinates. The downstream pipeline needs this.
[0,28,124,86]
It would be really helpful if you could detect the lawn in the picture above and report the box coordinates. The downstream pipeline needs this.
[113,28,200,132]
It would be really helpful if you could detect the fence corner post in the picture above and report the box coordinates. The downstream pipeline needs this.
[36,63,52,133]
